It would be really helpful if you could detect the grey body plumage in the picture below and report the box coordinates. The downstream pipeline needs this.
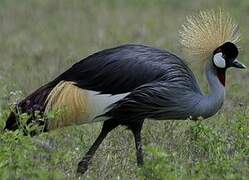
[55,44,200,94]
[90,44,222,122]
[54,44,207,121]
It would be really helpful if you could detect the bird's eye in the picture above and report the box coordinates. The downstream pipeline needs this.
[213,53,226,68]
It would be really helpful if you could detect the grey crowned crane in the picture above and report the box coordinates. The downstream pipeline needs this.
[4,10,246,174]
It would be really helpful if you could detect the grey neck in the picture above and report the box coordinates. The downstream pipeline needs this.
[193,62,225,119]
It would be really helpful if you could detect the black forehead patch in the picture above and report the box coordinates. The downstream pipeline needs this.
[220,42,239,59]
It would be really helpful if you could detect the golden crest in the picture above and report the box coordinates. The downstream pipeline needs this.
[179,9,240,60]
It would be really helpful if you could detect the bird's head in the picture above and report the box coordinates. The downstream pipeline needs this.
[179,9,247,86]
[213,42,246,70]
[212,42,246,86]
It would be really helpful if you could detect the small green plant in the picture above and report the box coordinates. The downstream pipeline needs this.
[7,110,46,136]
[138,146,183,180]
[0,129,64,179]
[188,121,227,160]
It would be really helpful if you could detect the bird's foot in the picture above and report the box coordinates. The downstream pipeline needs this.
[76,160,89,175]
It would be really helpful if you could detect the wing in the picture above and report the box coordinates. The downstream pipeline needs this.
[52,44,201,95]
[102,81,203,122]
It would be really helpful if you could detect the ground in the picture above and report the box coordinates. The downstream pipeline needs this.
[0,0,249,179]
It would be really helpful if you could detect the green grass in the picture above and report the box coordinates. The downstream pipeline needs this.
[0,0,249,179]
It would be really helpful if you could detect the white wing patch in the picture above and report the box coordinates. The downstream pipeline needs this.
[87,91,129,122]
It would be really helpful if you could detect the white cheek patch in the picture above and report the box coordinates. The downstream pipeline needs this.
[213,53,226,68]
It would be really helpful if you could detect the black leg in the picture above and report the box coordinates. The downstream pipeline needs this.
[127,120,144,166]
[77,119,119,174]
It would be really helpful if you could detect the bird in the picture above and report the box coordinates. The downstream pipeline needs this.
[4,9,246,174]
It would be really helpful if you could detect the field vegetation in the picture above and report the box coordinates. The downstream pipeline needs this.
[0,0,249,179]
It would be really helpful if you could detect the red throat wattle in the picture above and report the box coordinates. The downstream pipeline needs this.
[217,69,226,86]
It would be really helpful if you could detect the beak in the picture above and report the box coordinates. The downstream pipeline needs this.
[232,60,247,69]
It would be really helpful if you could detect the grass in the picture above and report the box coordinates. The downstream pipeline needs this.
[0,0,249,179]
